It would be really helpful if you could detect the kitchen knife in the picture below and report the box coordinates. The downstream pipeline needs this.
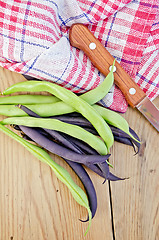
[69,23,159,132]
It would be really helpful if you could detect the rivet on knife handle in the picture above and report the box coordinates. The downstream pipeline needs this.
[69,23,146,108]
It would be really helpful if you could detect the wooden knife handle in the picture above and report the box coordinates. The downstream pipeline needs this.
[69,23,146,108]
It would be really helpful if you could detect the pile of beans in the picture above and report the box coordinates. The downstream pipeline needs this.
[0,63,140,234]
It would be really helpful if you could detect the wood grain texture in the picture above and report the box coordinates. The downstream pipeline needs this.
[109,98,159,240]
[0,67,158,240]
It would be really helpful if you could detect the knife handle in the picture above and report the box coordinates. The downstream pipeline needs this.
[69,23,146,108]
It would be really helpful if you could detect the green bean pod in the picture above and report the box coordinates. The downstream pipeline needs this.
[0,116,108,155]
[0,124,92,235]
[0,94,60,104]
[3,81,114,151]
[80,60,115,104]
[0,103,67,117]
[0,102,138,143]
[1,63,137,143]
[92,105,140,143]
[0,102,138,142]
[1,61,114,107]
[93,105,130,134]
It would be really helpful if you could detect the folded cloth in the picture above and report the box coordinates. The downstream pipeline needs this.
[0,0,158,112]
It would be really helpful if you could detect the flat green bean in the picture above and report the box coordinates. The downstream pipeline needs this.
[0,102,137,142]
[0,124,92,235]
[3,81,114,151]
[0,105,29,116]
[0,94,60,104]
[2,64,137,142]
[1,60,114,106]
[0,103,66,117]
[93,105,130,134]
[80,60,115,104]
[92,105,140,143]
[0,116,108,155]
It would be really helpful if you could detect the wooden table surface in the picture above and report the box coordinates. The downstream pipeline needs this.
[0,67,158,240]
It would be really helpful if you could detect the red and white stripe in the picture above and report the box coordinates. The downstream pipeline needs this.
[0,0,158,112]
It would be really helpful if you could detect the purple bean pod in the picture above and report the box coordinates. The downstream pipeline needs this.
[18,105,123,181]
[50,113,140,153]
[18,105,86,153]
[18,105,107,178]
[107,172,126,181]
[62,134,98,155]
[50,115,93,128]
[85,163,106,178]
[22,74,41,81]
[63,158,97,220]
[19,125,107,164]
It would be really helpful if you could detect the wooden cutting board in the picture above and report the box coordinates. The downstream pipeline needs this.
[0,67,159,240]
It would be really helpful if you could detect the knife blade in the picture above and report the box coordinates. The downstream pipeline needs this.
[69,23,159,132]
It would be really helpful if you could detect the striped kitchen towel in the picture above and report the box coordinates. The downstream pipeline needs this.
[0,0,158,112]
